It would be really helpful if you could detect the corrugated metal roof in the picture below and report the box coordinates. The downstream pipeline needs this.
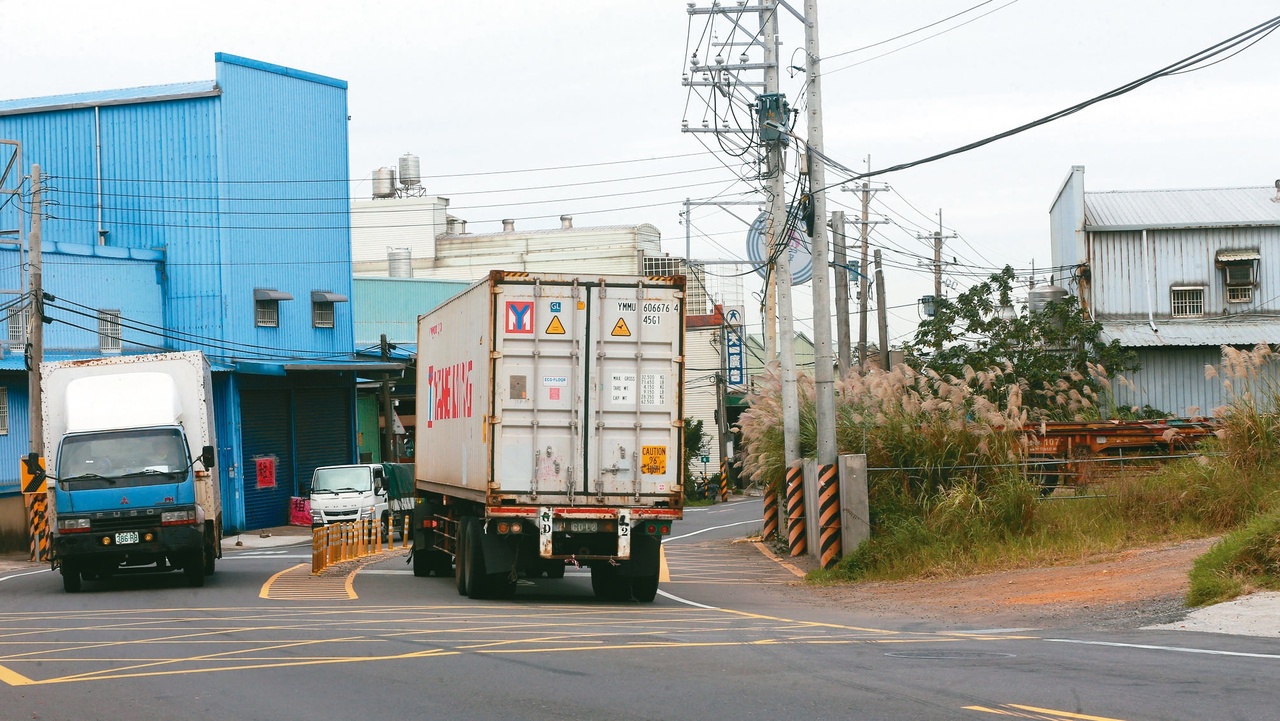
[1101,319,1280,347]
[0,81,220,115]
[1084,187,1280,230]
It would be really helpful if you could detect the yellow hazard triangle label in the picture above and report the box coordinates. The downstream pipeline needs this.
[545,315,566,334]
[611,318,631,337]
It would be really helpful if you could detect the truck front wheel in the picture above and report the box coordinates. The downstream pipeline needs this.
[61,565,82,593]
[183,552,206,588]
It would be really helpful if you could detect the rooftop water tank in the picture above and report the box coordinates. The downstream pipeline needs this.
[388,248,413,278]
[1028,284,1069,313]
[372,167,397,199]
[398,153,421,187]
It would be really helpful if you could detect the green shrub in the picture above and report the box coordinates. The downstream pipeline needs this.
[1187,510,1280,606]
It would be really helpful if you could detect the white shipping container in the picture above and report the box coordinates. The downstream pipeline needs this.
[416,271,685,511]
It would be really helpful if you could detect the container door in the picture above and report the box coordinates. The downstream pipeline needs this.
[492,280,585,501]
[240,389,294,529]
[586,281,682,499]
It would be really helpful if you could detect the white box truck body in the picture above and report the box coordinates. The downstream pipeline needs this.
[43,351,220,592]
[411,271,685,601]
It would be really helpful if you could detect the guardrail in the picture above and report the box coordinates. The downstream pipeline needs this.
[311,516,412,574]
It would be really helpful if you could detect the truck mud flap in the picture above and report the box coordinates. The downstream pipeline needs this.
[477,522,518,575]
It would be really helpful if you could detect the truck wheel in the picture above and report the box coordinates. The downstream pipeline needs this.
[204,543,217,576]
[488,572,517,599]
[464,518,490,600]
[590,564,628,601]
[184,553,206,588]
[632,574,659,603]
[543,562,566,579]
[413,549,432,578]
[61,565,82,593]
[455,518,471,596]
[380,512,391,544]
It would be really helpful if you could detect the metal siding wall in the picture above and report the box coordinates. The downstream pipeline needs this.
[1090,227,1280,319]
[0,109,99,246]
[1113,347,1223,417]
[216,60,354,357]
[40,253,163,352]
[351,277,468,345]
[97,98,225,349]
[0,376,31,496]
[213,372,245,533]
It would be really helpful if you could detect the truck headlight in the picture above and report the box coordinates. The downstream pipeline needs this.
[57,517,91,533]
[161,509,198,526]
[359,506,375,520]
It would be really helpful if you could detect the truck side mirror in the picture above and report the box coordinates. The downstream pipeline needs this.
[201,445,216,469]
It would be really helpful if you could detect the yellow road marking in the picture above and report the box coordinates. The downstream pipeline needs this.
[0,663,34,686]
[659,546,670,583]
[964,704,1128,721]
[749,540,807,578]
[260,563,355,600]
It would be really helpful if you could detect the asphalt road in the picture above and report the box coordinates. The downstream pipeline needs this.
[1,498,1276,721]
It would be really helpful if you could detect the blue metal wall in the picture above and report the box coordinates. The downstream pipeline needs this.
[215,54,354,358]
[0,376,31,496]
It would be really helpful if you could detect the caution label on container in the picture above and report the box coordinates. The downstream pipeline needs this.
[611,318,631,337]
[545,315,566,334]
[641,446,667,475]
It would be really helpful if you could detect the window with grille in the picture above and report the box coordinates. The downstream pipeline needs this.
[1224,264,1253,286]
[642,256,706,315]
[313,300,335,328]
[1171,287,1204,318]
[255,299,280,328]
[98,309,122,353]
[0,387,8,435]
[1227,285,1253,303]
[7,307,28,350]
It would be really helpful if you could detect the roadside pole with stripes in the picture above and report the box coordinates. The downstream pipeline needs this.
[785,465,806,556]
[817,463,841,569]
[762,482,779,541]
[719,457,730,502]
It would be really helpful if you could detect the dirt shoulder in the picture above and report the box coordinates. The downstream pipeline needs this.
[800,537,1216,630]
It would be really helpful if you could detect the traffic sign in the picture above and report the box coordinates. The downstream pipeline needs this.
[21,453,46,494]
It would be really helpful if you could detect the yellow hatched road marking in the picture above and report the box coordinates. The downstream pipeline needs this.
[260,563,354,600]
[964,704,1128,721]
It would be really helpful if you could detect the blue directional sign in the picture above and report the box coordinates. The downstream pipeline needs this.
[726,327,745,387]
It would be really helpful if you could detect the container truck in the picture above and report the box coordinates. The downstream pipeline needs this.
[43,352,220,592]
[410,271,685,601]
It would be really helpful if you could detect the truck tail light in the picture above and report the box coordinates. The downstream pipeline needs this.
[421,518,438,529]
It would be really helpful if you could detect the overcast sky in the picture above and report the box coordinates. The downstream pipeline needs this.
[3,1,1278,347]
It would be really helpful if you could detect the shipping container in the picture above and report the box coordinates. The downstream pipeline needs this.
[411,271,685,601]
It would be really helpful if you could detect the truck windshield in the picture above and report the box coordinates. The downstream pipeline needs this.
[312,467,373,494]
[59,428,189,490]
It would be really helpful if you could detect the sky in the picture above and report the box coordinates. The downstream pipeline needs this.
[2,1,1278,349]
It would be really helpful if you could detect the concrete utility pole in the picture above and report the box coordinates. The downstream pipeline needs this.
[858,184,871,369]
[28,165,43,458]
[762,1,783,365]
[918,210,957,304]
[874,249,890,370]
[803,0,836,468]
[831,210,850,378]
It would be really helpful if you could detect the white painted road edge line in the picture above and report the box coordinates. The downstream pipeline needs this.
[667,519,759,541]
[0,568,50,583]
[657,589,719,610]
[1048,638,1280,660]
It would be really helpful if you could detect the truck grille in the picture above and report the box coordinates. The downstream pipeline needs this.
[90,513,162,532]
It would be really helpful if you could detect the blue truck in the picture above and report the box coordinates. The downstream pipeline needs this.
[43,352,220,592]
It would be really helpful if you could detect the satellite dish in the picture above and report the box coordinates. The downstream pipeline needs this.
[746,207,813,285]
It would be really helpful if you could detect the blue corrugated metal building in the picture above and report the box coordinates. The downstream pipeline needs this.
[0,54,399,532]
[1049,165,1280,416]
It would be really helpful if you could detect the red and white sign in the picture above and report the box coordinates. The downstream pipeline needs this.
[505,301,534,334]
[255,456,277,489]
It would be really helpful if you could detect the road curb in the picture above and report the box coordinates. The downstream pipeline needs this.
[750,540,808,579]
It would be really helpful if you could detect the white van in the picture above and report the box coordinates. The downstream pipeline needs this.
[309,464,392,539]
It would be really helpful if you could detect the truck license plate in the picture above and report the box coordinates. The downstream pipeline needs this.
[568,520,598,533]
[115,531,139,545]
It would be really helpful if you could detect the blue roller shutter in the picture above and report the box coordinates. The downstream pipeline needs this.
[294,387,353,494]
[241,389,294,530]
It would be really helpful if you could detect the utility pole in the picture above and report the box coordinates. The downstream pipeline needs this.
[803,0,836,468]
[918,209,957,305]
[717,313,730,483]
[874,249,890,370]
[858,183,871,369]
[28,164,43,459]
[762,1,783,364]
[379,334,395,462]
[831,210,850,378]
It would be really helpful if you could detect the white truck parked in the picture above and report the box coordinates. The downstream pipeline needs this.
[410,271,686,601]
[43,351,220,592]
[309,463,392,540]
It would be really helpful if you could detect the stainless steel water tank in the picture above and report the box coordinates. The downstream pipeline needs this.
[398,153,421,187]
[1028,284,1068,313]
[388,248,413,278]
[372,167,397,198]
